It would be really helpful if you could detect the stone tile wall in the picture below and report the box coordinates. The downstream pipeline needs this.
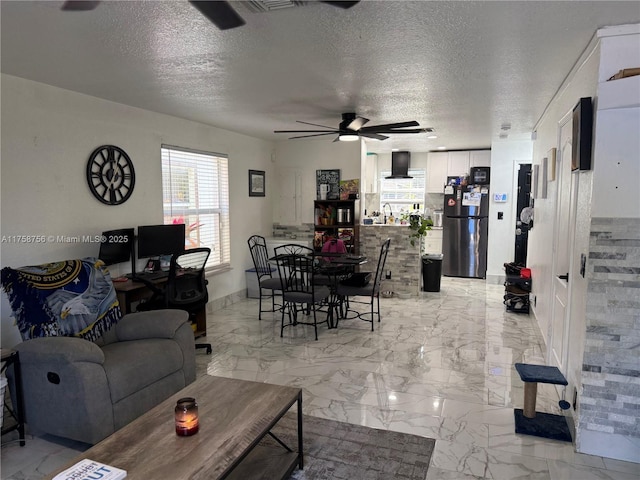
[580,217,640,438]
[272,223,314,240]
[359,225,421,295]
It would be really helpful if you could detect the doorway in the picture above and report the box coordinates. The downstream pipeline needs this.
[550,112,578,371]
[514,164,532,265]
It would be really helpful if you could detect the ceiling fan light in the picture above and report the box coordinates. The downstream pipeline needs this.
[338,133,359,142]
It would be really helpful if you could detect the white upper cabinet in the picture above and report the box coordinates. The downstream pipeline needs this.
[427,150,492,193]
[447,151,470,176]
[275,167,302,225]
[426,152,448,193]
[470,150,491,167]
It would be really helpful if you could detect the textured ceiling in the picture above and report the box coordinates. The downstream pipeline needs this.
[2,1,639,153]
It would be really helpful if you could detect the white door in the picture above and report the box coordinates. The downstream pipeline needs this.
[550,113,578,370]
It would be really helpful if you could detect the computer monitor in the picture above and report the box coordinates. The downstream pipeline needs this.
[137,224,186,260]
[98,228,135,266]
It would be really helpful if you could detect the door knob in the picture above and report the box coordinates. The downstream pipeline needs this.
[558,273,569,281]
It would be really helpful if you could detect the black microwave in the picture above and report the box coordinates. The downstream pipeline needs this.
[470,166,490,185]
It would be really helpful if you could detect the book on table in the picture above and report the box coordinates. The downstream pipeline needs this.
[53,459,126,480]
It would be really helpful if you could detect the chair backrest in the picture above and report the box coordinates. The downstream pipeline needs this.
[372,238,391,294]
[273,244,315,295]
[166,247,211,311]
[247,235,273,280]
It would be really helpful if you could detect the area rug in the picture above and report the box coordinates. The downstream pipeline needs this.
[260,413,435,480]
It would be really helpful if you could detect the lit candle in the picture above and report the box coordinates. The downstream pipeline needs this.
[175,397,199,436]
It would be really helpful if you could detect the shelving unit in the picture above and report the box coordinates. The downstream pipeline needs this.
[313,200,359,253]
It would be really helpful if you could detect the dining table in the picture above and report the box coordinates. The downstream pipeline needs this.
[268,252,367,329]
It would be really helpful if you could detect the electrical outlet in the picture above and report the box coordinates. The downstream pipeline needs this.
[385,270,391,280]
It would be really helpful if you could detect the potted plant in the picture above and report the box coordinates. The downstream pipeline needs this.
[401,213,433,247]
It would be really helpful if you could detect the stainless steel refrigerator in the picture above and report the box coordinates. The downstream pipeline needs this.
[442,184,489,278]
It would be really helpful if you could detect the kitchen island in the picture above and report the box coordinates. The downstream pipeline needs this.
[359,224,421,295]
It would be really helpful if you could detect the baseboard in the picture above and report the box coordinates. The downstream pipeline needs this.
[486,273,505,285]
[578,429,640,463]
[207,290,246,312]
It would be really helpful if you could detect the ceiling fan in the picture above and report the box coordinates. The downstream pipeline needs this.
[62,1,360,30]
[274,112,433,142]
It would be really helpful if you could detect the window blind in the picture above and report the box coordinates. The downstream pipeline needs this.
[379,168,426,215]
[161,145,230,272]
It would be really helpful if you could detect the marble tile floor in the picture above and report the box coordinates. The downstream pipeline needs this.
[2,277,639,479]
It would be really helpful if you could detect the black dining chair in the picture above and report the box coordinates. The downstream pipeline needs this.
[137,247,213,354]
[247,235,282,320]
[274,244,330,341]
[336,238,391,331]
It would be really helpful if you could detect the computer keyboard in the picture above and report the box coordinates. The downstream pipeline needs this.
[132,271,169,282]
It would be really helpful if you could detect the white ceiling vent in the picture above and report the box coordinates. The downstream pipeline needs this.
[242,1,303,13]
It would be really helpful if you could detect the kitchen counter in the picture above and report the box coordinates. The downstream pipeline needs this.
[362,223,443,230]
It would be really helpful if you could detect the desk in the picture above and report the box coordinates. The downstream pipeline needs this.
[114,279,207,338]
[1,348,25,446]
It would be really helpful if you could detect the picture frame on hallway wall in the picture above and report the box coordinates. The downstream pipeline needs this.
[571,97,593,171]
[547,147,557,181]
[532,164,539,199]
[540,157,548,199]
[248,170,265,197]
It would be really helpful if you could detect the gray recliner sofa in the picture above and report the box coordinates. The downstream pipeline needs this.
[8,309,196,445]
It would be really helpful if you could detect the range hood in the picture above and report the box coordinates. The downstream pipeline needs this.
[385,151,412,179]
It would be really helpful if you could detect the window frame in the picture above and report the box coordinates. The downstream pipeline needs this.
[161,144,230,274]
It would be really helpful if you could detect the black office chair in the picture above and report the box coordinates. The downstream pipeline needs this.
[247,235,282,320]
[274,244,330,341]
[137,247,212,354]
[336,238,391,331]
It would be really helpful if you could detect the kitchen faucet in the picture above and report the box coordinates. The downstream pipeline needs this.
[382,203,393,224]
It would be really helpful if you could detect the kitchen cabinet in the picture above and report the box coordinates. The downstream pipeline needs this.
[426,152,448,193]
[447,151,470,177]
[275,167,302,225]
[421,228,443,254]
[427,151,492,193]
[470,150,491,167]
[313,200,359,253]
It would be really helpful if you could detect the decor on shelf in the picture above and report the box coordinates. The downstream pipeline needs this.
[86,145,135,205]
[316,169,340,200]
[571,97,593,171]
[248,169,265,196]
[339,178,360,200]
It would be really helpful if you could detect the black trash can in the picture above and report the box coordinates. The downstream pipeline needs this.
[422,254,444,292]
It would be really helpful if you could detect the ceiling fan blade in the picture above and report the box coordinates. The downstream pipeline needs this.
[289,133,337,139]
[61,1,100,11]
[274,129,339,133]
[360,121,420,132]
[189,1,246,30]
[296,120,338,129]
[321,1,360,9]
[360,132,389,141]
[383,128,431,134]
[346,116,369,131]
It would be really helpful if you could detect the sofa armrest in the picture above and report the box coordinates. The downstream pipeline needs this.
[16,336,104,364]
[115,310,190,341]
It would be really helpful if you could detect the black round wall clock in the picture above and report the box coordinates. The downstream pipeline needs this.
[86,145,136,205]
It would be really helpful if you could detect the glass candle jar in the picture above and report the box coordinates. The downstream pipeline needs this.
[175,397,199,436]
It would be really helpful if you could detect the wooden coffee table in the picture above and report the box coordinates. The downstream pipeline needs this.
[46,376,303,480]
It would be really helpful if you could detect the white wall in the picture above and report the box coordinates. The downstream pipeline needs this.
[0,74,275,348]
[485,136,533,284]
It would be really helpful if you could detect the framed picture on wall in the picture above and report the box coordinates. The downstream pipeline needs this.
[571,97,593,171]
[316,169,341,200]
[248,170,265,197]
